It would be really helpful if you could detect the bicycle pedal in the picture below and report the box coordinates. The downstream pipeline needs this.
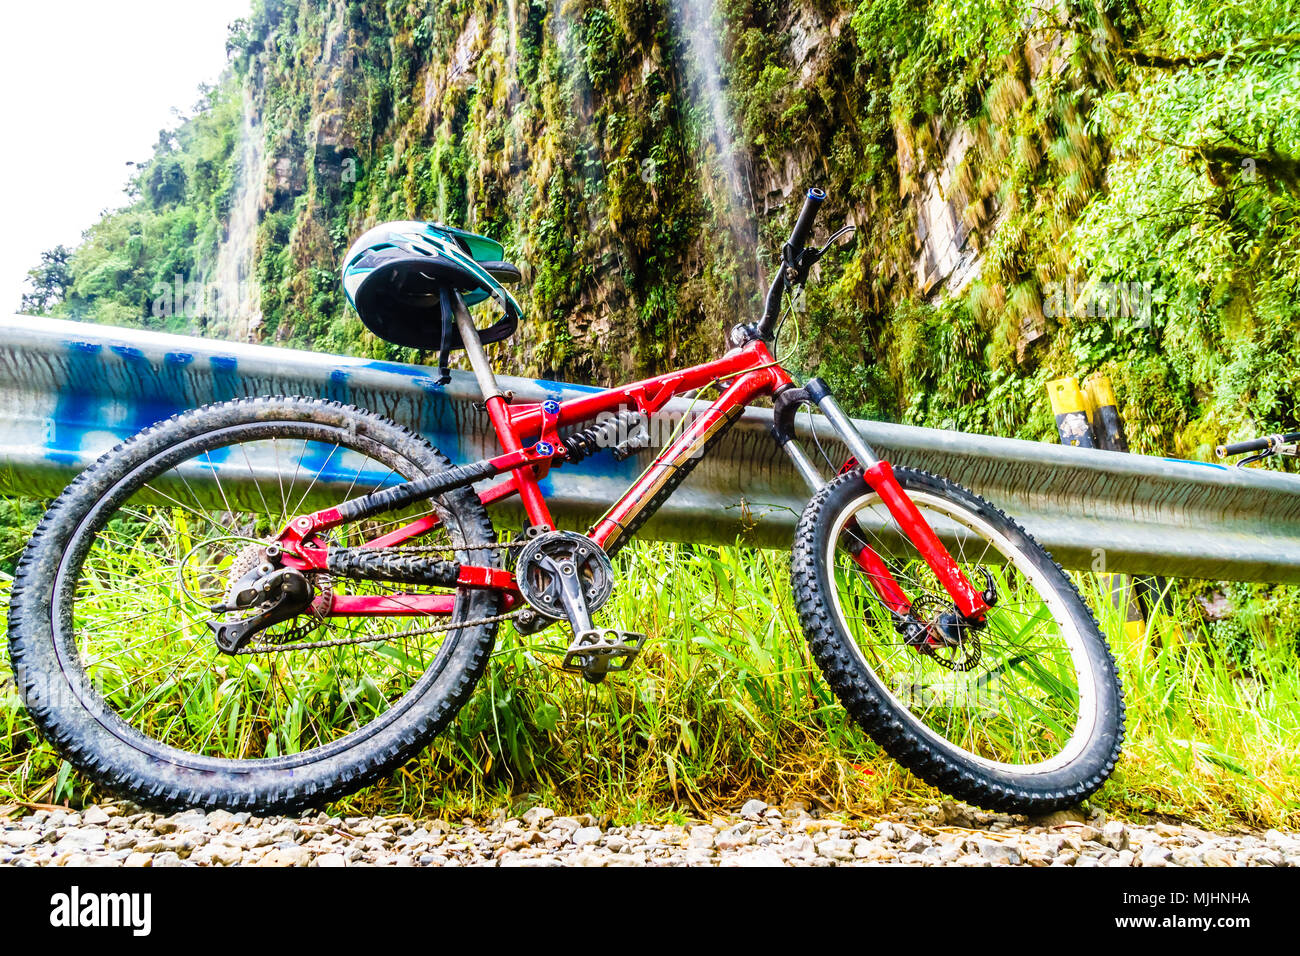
[563,628,646,678]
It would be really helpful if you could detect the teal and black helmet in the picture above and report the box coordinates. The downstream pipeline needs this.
[341,220,523,353]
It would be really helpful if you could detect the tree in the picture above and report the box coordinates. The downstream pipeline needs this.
[20,245,73,314]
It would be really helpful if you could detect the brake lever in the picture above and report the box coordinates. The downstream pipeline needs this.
[818,225,856,254]
[784,225,858,286]
[1237,435,1300,467]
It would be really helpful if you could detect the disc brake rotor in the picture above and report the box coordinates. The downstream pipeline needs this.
[911,594,982,672]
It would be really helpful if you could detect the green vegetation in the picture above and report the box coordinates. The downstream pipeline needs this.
[1,526,1296,827]
[6,0,1300,822]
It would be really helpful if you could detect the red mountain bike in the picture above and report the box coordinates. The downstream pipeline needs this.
[8,190,1123,814]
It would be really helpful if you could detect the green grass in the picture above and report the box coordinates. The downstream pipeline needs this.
[2,524,1297,828]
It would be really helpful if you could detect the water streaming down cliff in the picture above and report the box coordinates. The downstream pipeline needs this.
[671,0,750,216]
[209,96,266,342]
[669,0,760,285]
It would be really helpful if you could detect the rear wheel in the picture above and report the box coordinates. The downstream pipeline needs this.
[792,468,1124,813]
[7,396,501,813]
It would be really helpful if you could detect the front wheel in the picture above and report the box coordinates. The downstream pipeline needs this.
[791,468,1124,813]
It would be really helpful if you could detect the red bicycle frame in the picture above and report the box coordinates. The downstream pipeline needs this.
[272,335,989,626]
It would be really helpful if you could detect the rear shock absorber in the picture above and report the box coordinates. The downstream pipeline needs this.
[564,410,650,463]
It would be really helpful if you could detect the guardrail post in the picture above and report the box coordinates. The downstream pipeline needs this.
[1081,374,1152,646]
[1049,374,1177,649]
[1083,375,1127,453]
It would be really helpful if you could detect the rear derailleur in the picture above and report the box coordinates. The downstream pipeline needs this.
[206,544,316,655]
[513,530,644,683]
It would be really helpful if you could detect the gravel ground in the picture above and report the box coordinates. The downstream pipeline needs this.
[0,800,1295,867]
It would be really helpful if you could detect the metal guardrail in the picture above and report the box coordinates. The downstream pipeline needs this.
[4,315,1300,582]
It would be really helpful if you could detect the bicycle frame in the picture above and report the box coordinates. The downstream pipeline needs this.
[273,330,990,626]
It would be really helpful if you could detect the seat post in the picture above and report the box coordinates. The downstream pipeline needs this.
[452,289,554,527]
[451,291,502,402]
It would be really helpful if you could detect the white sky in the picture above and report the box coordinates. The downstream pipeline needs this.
[0,0,254,314]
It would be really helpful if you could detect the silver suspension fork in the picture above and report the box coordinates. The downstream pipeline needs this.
[774,377,879,493]
[782,439,826,492]
[805,378,880,470]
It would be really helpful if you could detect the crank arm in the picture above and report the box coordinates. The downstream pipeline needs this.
[536,553,595,635]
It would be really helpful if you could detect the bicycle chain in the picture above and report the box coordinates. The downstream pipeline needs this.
[238,608,523,654]
[239,539,530,654]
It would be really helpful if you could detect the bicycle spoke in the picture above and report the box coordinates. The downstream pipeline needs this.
[71,428,472,762]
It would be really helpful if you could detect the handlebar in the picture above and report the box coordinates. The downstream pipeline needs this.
[1216,432,1300,458]
[788,188,826,256]
[758,188,826,338]
[1218,437,1271,457]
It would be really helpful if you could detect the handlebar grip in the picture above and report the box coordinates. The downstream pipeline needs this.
[1217,437,1273,457]
[1216,431,1300,457]
[788,188,826,254]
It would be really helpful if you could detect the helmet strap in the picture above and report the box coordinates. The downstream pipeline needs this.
[437,285,457,385]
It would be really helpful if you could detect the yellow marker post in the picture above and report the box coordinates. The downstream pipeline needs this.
[1046,374,1184,649]
[1084,374,1127,454]
[1046,377,1097,448]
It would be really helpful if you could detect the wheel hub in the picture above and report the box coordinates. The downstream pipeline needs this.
[909,594,982,672]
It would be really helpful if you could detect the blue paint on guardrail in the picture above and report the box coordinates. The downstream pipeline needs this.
[36,329,675,493]
[326,368,351,406]
[111,344,186,436]
[46,340,214,467]
[210,355,241,403]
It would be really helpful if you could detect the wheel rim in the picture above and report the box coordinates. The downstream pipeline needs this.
[52,420,481,764]
[825,487,1096,774]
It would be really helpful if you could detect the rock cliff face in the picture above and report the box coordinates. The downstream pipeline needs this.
[42,1,1300,456]
[217,0,1015,384]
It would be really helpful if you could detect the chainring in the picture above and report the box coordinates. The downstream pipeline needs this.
[514,530,614,620]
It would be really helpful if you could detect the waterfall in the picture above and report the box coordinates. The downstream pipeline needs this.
[668,0,760,298]
[670,0,747,208]
[211,95,265,341]
[506,0,519,74]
